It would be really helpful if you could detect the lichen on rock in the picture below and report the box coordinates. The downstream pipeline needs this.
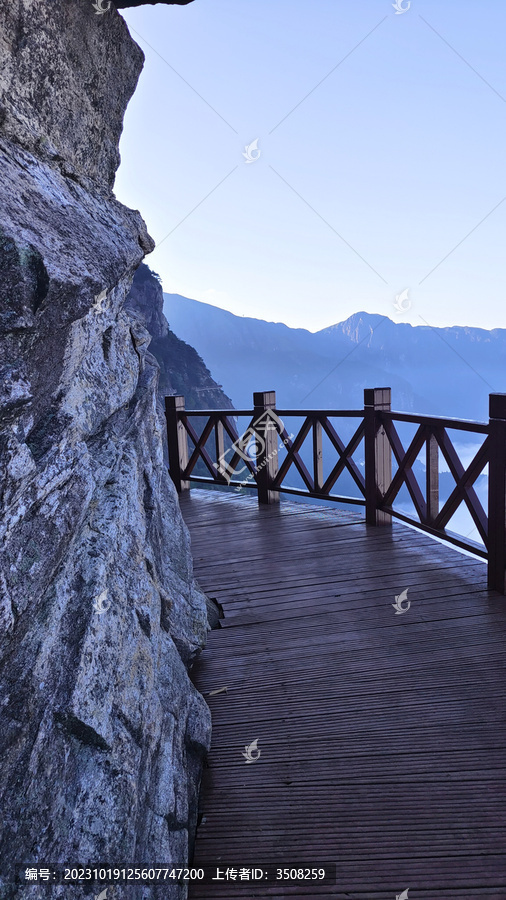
[0,2,211,897]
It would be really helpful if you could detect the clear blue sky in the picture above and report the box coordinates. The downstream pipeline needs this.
[115,0,506,332]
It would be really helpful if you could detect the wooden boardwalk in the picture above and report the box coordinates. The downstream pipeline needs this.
[181,489,506,899]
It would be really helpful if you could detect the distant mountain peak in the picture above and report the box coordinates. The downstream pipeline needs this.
[318,311,391,344]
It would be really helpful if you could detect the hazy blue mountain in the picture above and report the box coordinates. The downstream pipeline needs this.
[164,293,506,423]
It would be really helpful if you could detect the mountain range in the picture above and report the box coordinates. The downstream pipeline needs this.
[164,293,506,423]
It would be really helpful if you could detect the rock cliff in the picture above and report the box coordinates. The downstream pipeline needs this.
[125,265,234,413]
[116,1,194,7]
[0,2,211,897]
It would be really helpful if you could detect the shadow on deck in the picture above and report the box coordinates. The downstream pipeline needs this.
[181,489,506,899]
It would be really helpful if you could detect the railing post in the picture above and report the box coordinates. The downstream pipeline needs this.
[215,416,225,478]
[313,417,323,493]
[165,395,190,494]
[487,394,506,594]
[426,429,439,526]
[253,391,279,505]
[364,387,392,526]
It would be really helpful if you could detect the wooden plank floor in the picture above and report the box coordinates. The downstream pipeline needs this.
[181,489,506,899]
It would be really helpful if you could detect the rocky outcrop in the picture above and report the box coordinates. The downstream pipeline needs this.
[0,2,210,897]
[126,265,234,412]
[116,1,194,7]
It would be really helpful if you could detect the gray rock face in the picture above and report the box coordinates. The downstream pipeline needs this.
[116,1,195,7]
[126,266,171,342]
[126,265,234,412]
[0,2,211,897]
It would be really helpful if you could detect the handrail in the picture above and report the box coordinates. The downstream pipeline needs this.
[165,389,506,594]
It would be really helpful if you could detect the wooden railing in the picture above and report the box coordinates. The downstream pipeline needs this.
[165,389,506,594]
